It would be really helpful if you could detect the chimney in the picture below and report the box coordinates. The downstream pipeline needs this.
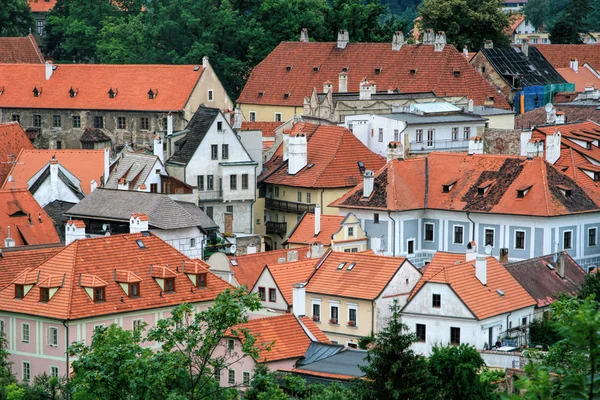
[468,99,474,113]
[49,156,59,201]
[526,139,544,159]
[288,133,308,175]
[287,250,298,262]
[45,61,53,80]
[557,252,565,278]
[423,28,434,44]
[246,245,257,255]
[300,28,309,43]
[311,242,324,258]
[90,180,98,192]
[359,79,373,100]
[202,56,209,69]
[499,248,509,263]
[233,107,242,130]
[371,236,385,255]
[521,39,529,57]
[466,241,477,262]
[167,112,173,136]
[153,136,164,163]
[337,29,349,49]
[117,178,129,191]
[475,256,487,286]
[463,46,469,59]
[130,213,149,234]
[392,31,404,51]
[546,105,557,124]
[314,204,321,236]
[363,170,374,198]
[468,136,484,155]
[323,81,333,93]
[103,148,110,186]
[484,40,493,49]
[338,72,348,93]
[65,220,86,245]
[555,111,566,125]
[224,212,233,235]
[282,129,291,161]
[387,142,404,161]
[546,129,561,164]
[434,31,446,52]
[570,58,579,73]
[292,283,306,317]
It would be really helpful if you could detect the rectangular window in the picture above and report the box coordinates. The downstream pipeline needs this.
[190,238,196,248]
[563,231,573,250]
[348,307,357,326]
[94,116,104,129]
[222,144,229,160]
[226,205,233,213]
[206,175,214,191]
[164,278,175,292]
[40,288,50,302]
[450,327,461,345]
[211,145,218,160]
[197,273,206,288]
[306,192,311,203]
[94,287,105,302]
[416,324,426,342]
[485,229,494,247]
[589,228,597,247]
[274,113,282,122]
[312,303,320,321]
[22,361,30,382]
[258,287,266,301]
[230,175,237,190]
[374,213,379,224]
[140,117,149,130]
[37,20,44,35]
[50,366,59,378]
[72,115,81,128]
[432,294,441,308]
[242,174,248,190]
[243,371,251,386]
[15,284,24,299]
[348,227,354,236]
[515,230,525,250]
[56,140,62,149]
[197,175,204,191]
[117,117,126,130]
[424,223,434,242]
[416,129,423,143]
[452,127,459,141]
[48,327,58,347]
[217,121,223,132]
[150,183,158,193]
[274,186,280,198]
[269,288,276,302]
[33,114,41,127]
[378,128,384,142]
[330,305,339,324]
[12,114,20,123]
[129,283,140,298]
[227,339,235,351]
[463,127,471,140]
[249,112,256,122]
[297,191,302,202]
[22,323,30,343]
[0,320,4,335]
[522,317,527,326]
[208,90,214,101]
[132,319,143,330]
[407,239,415,255]
[394,129,399,142]
[206,206,213,219]
[453,226,464,244]
[53,115,61,128]
[228,369,235,385]
[427,129,434,147]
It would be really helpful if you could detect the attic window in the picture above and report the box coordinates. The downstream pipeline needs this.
[410,68,418,75]
[587,142,593,150]
[595,172,600,182]
[69,87,77,98]
[347,263,356,271]
[337,262,346,270]
[442,180,457,193]
[108,88,117,98]
[40,288,50,302]
[33,87,40,97]
[487,96,495,102]
[129,283,140,298]
[286,65,293,72]
[194,66,200,71]
[342,67,349,72]
[477,180,494,196]
[453,70,461,77]
[94,287,105,302]
[284,92,291,99]
[357,161,365,174]
[313,66,320,72]
[516,185,532,198]
[375,67,382,74]
[15,284,24,299]
[164,278,175,292]
[557,185,572,198]
[136,239,146,249]
[0,86,4,95]
[258,91,264,97]
[148,89,157,99]
[197,273,207,288]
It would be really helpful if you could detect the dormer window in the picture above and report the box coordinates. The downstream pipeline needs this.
[453,70,461,77]
[442,180,457,193]
[587,142,593,150]
[284,92,291,99]
[69,87,77,98]
[286,65,293,71]
[108,88,117,98]
[40,288,50,302]
[477,180,494,196]
[557,185,572,198]
[313,66,319,72]
[94,287,105,302]
[375,67,382,74]
[517,185,532,199]
[258,91,264,97]
[15,284,24,299]
[0,86,4,95]
[129,283,140,298]
[33,87,40,97]
[342,67,349,72]
[197,273,207,288]
[595,172,600,182]
[410,68,417,75]
[148,89,156,99]
[164,278,175,292]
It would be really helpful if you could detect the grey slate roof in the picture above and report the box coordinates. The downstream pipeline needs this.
[167,106,220,165]
[44,200,76,243]
[381,112,487,125]
[105,152,160,191]
[480,47,567,88]
[66,188,217,231]
[297,348,368,378]
[472,106,515,116]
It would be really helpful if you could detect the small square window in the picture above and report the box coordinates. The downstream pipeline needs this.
[50,366,59,378]
[53,115,61,128]
[40,288,50,302]
[348,227,354,236]
[243,371,251,386]
[197,273,207,288]
[164,278,175,292]
[140,117,149,130]
[117,116,126,130]
[515,230,525,250]
[274,113,282,122]
[432,294,441,308]
[129,283,140,298]
[227,338,235,351]
[249,112,256,122]
[94,116,104,129]
[226,205,233,213]
[15,284,24,299]
[11,114,20,123]
[133,319,143,330]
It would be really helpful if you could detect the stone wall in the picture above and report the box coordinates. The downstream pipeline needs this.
[483,129,523,155]
[470,53,513,105]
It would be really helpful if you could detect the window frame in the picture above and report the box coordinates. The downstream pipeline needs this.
[514,230,526,250]
[72,115,81,128]
[373,213,379,224]
[297,191,302,202]
[216,121,223,132]
[197,273,207,288]
[453,225,464,245]
[258,287,266,301]
[22,361,31,382]
[274,112,282,122]
[33,114,42,127]
[94,287,105,302]
[416,129,423,143]
[227,338,235,351]
[432,294,441,308]
[242,174,249,190]
[228,369,236,385]
[563,230,573,250]
[140,117,149,130]
[15,284,24,299]
[463,127,471,140]
[378,128,384,142]
[132,319,143,330]
[268,288,277,303]
[197,175,204,191]
[222,144,229,160]
[208,90,214,101]
[206,175,214,191]
[129,283,140,298]
[312,300,321,322]
[589,227,597,247]
[452,127,459,141]
[40,287,50,302]
[407,239,415,255]
[211,144,218,160]
[117,116,126,130]
[249,111,256,122]
[50,366,59,378]
[348,227,354,237]
[21,322,30,343]
[94,115,104,129]
[450,327,461,345]
[424,222,435,242]
[484,228,495,247]
[230,174,237,190]
[347,303,358,327]
[329,303,339,324]
[53,115,61,128]
[48,326,58,347]
[164,278,175,293]
[394,129,399,142]
[416,323,426,342]
[243,371,251,386]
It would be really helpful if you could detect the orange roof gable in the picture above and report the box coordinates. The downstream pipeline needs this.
[0,246,62,289]
[3,149,105,195]
[0,233,231,320]
[305,251,407,300]
[28,0,56,12]
[0,34,44,63]
[556,66,600,92]
[264,260,317,304]
[0,64,203,112]
[287,213,344,246]
[535,44,600,69]
[241,121,281,138]
[0,122,34,184]
[238,42,510,109]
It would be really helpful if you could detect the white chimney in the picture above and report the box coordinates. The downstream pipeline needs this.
[571,58,579,73]
[282,130,290,161]
[392,31,404,51]
[314,204,321,236]
[371,236,385,255]
[323,81,333,93]
[292,283,306,317]
[45,61,53,80]
[555,112,566,125]
[468,99,474,113]
[475,256,487,286]
[233,107,242,130]
[167,113,173,136]
[468,137,484,155]
[130,213,149,234]
[363,170,374,198]
[288,134,308,175]
[246,245,257,255]
[117,178,129,191]
[337,29,349,49]
[50,157,59,201]
[526,140,544,159]
[546,129,561,164]
[546,106,557,124]
[202,56,209,69]
[434,31,446,52]
[311,242,324,258]
[423,29,434,44]
[90,180,98,192]
[522,39,529,57]
[359,80,372,100]
[466,241,477,262]
[287,250,299,262]
[103,148,110,186]
[300,28,309,43]
[4,226,15,248]
[153,136,164,163]
[338,72,348,93]
[65,220,85,245]
[463,46,469,59]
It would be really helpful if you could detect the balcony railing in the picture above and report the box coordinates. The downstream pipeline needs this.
[198,189,223,202]
[266,221,287,234]
[265,198,316,214]
[410,138,470,153]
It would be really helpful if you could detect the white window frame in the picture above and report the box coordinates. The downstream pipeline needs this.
[249,111,256,122]
[22,361,31,382]
[347,303,358,327]
[463,126,471,139]
[132,319,143,330]
[424,222,435,242]
[348,227,354,237]
[416,129,423,143]
[484,227,495,247]
[21,322,30,343]
[329,300,340,324]
[50,366,59,378]
[514,229,526,250]
[311,298,321,321]
[227,369,236,385]
[378,128,383,142]
[227,338,235,351]
[48,326,58,347]
[588,227,597,247]
[563,230,573,250]
[208,89,214,101]
[0,319,5,336]
[394,129,399,142]
[274,112,282,122]
[453,225,464,245]
[243,371,251,386]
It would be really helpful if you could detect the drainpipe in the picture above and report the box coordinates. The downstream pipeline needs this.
[62,319,69,387]
[466,212,476,241]
[505,311,512,340]
[388,211,397,256]
[320,189,325,210]
[371,300,375,337]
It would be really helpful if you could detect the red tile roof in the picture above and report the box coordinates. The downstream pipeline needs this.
[332,152,600,216]
[230,247,311,289]
[506,14,525,35]
[0,123,34,184]
[0,233,231,320]
[305,251,408,300]
[409,255,536,320]
[287,213,344,246]
[0,34,44,63]
[534,44,600,69]
[0,189,61,247]
[516,105,600,130]
[261,260,317,305]
[231,313,326,362]
[298,316,331,343]
[0,246,62,289]
[0,64,204,111]
[261,123,385,188]
[238,42,510,109]
[241,122,281,138]
[2,149,106,195]
[28,0,56,12]
[556,66,600,92]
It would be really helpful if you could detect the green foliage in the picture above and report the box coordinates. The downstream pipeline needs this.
[419,0,511,50]
[0,0,34,36]
[577,273,600,301]
[549,0,591,43]
[428,344,495,400]
[528,313,562,349]
[357,334,375,350]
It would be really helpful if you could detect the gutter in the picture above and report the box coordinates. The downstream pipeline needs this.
[387,211,397,256]
[466,212,476,241]
[62,319,70,388]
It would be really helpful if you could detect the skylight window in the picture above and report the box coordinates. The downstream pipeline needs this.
[546,263,555,270]
[410,68,418,75]
[357,161,365,174]
[194,66,200,71]
[231,260,238,266]
[347,263,356,271]
[337,262,346,270]
[136,239,146,249]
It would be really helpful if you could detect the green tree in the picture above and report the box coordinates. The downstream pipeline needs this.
[428,344,495,400]
[577,273,600,301]
[524,0,549,30]
[0,0,34,36]
[419,0,511,50]
[0,332,16,400]
[549,0,591,43]
[355,300,433,400]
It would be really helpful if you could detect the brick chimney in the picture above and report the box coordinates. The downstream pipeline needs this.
[288,133,308,175]
[65,220,86,245]
[224,212,233,234]
[392,31,404,51]
[363,170,374,198]
[338,72,348,93]
[337,29,349,49]
[300,28,309,43]
[130,213,149,234]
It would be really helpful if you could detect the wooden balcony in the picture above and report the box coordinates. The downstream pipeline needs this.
[265,197,316,214]
[266,221,287,234]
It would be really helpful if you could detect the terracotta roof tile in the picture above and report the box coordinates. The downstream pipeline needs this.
[0,246,61,289]
[556,66,600,92]
[287,213,344,246]
[240,121,281,137]
[298,316,331,344]
[0,64,204,111]
[263,260,317,304]
[516,106,600,130]
[2,149,105,195]
[0,122,34,184]
[0,34,44,63]
[238,42,510,109]
[534,44,600,69]
[28,0,56,12]
[0,233,231,320]
[305,251,407,300]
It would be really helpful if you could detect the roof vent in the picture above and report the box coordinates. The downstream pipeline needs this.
[258,91,264,97]
[307,163,315,169]
[557,185,572,198]
[108,88,117,98]
[442,180,457,193]
[194,66,200,71]
[496,289,505,297]
[286,65,293,72]
[410,68,417,75]
[342,67,349,72]
[453,70,461,77]
[313,66,319,72]
[148,89,157,99]
[284,92,291,99]
[337,262,346,270]
[516,185,532,198]
[375,67,382,74]
[69,87,78,98]
[33,87,41,97]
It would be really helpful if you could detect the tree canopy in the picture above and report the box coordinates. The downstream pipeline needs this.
[0,0,34,37]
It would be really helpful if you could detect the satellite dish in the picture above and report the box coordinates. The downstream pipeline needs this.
[229,244,237,254]
[484,244,493,255]
[544,103,553,113]
[306,251,311,259]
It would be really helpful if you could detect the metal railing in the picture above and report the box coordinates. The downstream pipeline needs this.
[198,189,223,201]
[410,138,470,153]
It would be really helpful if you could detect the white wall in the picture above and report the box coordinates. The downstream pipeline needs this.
[375,261,421,331]
[344,114,406,157]
[251,268,289,312]
[150,226,205,258]
[138,159,166,193]
[31,173,82,207]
